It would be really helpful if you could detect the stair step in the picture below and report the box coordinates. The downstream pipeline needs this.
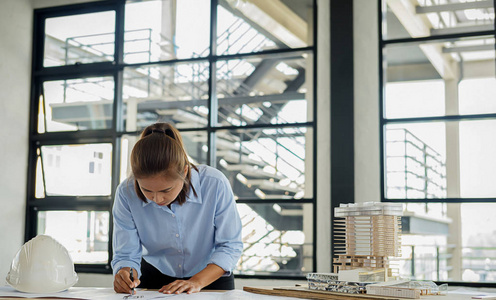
[223,164,284,180]
[155,109,208,126]
[244,179,300,193]
[217,150,265,167]
[189,135,249,153]
[255,194,294,200]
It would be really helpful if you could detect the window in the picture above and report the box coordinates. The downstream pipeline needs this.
[381,0,496,285]
[29,0,316,277]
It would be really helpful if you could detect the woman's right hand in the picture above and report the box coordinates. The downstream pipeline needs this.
[113,267,140,294]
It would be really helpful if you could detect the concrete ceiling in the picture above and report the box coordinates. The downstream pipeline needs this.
[281,0,313,23]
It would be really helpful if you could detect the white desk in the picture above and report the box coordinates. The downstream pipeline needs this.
[1,286,494,300]
[243,286,496,300]
[0,286,297,300]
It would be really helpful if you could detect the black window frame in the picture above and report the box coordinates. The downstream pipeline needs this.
[379,0,496,287]
[27,0,318,278]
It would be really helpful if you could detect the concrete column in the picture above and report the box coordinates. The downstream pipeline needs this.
[315,0,331,272]
[353,0,380,204]
[160,0,176,59]
[445,78,462,281]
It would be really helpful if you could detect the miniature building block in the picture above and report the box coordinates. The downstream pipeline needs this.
[366,280,448,298]
[333,202,403,281]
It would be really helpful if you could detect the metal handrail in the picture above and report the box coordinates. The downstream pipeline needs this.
[401,244,496,282]
[386,128,447,198]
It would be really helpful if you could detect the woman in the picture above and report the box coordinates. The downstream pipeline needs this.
[111,122,243,294]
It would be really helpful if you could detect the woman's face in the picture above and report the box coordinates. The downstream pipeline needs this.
[137,174,184,206]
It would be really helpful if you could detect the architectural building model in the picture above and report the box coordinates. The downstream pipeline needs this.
[333,202,403,282]
[307,202,446,298]
[366,280,448,299]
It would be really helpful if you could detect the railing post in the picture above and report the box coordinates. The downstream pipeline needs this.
[404,129,408,197]
[437,246,441,280]
[147,29,152,96]
[411,245,415,279]
[423,144,428,198]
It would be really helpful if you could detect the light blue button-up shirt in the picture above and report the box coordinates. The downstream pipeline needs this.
[111,165,243,278]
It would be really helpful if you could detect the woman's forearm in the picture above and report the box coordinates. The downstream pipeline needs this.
[189,263,226,288]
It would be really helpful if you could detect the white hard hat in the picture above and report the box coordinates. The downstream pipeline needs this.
[6,235,78,293]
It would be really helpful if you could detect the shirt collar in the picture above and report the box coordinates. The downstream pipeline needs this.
[186,166,202,204]
[140,167,202,207]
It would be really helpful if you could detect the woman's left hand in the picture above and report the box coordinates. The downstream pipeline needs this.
[159,279,202,294]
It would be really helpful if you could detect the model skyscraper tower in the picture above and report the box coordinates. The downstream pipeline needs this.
[333,202,403,282]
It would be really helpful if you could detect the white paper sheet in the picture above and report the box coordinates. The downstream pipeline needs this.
[0,286,175,300]
[0,286,301,300]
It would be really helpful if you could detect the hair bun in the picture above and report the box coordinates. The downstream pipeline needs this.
[164,128,174,138]
[151,129,165,134]
[150,128,175,139]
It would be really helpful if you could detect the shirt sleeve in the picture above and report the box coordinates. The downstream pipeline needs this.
[207,174,243,275]
[111,181,143,277]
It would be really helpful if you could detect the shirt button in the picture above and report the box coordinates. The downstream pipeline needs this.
[178,249,181,253]
[176,234,179,237]
[178,264,182,268]
[172,215,175,218]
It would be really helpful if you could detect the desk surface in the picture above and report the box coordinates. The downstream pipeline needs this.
[0,288,227,300]
[0,286,491,300]
[243,286,489,300]
[0,288,296,300]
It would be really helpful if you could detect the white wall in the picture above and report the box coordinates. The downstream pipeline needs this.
[0,0,32,282]
[0,0,98,284]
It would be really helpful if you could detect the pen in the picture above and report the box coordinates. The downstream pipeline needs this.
[130,268,135,295]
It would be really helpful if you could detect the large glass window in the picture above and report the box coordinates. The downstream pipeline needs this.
[216,53,312,126]
[381,0,496,285]
[44,11,116,67]
[384,0,494,40]
[124,0,210,63]
[41,77,115,132]
[37,143,113,197]
[216,0,313,55]
[216,127,312,200]
[37,211,110,264]
[237,203,313,275]
[122,61,210,131]
[29,0,316,277]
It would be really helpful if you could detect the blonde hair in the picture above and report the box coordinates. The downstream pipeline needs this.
[130,122,197,204]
